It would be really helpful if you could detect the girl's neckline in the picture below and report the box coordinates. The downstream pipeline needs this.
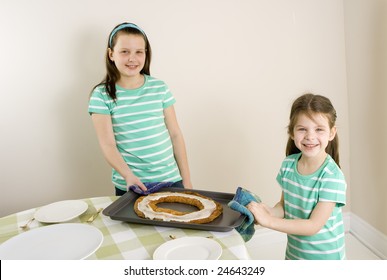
[116,74,147,91]
[294,153,329,178]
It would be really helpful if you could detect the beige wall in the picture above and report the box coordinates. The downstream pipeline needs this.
[1,0,350,219]
[344,0,387,235]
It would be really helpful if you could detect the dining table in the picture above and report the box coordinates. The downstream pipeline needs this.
[0,196,251,260]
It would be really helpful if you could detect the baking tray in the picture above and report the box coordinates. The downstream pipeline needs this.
[103,187,245,232]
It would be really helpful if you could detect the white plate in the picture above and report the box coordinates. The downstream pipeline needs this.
[0,223,103,259]
[153,236,222,260]
[34,200,88,223]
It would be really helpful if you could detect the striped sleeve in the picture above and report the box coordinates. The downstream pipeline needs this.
[317,161,347,207]
[88,86,112,115]
[276,156,296,186]
[161,83,176,109]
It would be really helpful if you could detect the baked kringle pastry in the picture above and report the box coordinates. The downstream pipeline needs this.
[134,191,223,224]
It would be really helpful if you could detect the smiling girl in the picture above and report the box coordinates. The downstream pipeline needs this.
[248,93,347,260]
[88,22,192,195]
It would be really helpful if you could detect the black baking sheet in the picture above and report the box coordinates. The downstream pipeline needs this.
[103,187,245,232]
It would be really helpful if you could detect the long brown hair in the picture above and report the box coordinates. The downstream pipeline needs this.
[92,22,152,100]
[285,93,340,167]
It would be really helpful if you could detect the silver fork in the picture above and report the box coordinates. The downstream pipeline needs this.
[87,208,103,222]
[20,218,35,230]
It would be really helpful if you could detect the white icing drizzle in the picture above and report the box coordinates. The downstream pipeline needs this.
[136,192,217,222]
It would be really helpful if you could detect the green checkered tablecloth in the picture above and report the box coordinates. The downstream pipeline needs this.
[0,197,251,260]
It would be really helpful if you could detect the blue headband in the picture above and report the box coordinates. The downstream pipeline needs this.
[109,23,146,47]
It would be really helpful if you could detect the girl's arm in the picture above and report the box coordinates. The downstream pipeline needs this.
[268,192,285,218]
[91,113,147,191]
[247,195,335,236]
[164,105,193,189]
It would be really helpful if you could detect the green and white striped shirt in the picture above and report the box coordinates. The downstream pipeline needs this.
[88,75,182,190]
[276,153,347,260]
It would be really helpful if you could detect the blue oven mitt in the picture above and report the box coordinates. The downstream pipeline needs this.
[129,182,174,195]
[228,187,261,242]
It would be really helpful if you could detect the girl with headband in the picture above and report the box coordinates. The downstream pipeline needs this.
[89,22,193,195]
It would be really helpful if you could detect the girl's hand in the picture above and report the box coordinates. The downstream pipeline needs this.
[182,180,193,189]
[124,175,147,191]
[247,201,273,227]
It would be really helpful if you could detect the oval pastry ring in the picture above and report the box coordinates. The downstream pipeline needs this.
[134,191,223,224]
